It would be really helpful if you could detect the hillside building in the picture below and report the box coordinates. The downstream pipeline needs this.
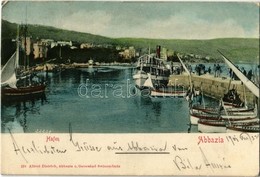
[80,43,93,49]
[57,41,72,47]
[33,40,48,59]
[33,39,55,59]
[119,46,136,59]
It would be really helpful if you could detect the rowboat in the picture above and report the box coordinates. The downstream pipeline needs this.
[190,111,257,125]
[198,118,259,133]
[150,86,186,98]
[226,124,259,133]
[192,105,255,114]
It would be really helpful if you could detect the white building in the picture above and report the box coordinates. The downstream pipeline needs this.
[57,41,72,46]
[33,40,48,59]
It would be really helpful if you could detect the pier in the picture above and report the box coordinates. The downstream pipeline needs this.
[169,73,257,105]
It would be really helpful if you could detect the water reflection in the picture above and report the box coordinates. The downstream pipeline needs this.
[151,101,162,118]
[1,93,48,133]
[2,67,198,133]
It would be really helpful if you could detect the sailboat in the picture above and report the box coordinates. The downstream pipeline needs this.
[219,51,259,98]
[1,25,46,101]
[218,50,259,133]
[142,72,186,98]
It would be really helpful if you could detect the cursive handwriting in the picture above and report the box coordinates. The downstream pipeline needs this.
[226,133,259,145]
[127,141,167,152]
[7,123,257,170]
[173,147,232,172]
[9,129,28,163]
[172,144,188,151]
[239,133,259,144]
[173,155,202,171]
[199,147,231,171]
[69,123,102,152]
[11,138,67,163]
[107,142,124,151]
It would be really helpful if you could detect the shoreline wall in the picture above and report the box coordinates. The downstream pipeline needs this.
[168,74,257,105]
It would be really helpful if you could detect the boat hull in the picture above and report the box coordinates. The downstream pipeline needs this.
[226,125,259,133]
[198,118,259,133]
[150,89,186,98]
[191,105,254,115]
[198,120,227,133]
[2,84,46,103]
[133,72,148,89]
[150,75,169,87]
[223,102,243,108]
[190,113,219,125]
[190,112,256,125]
[133,72,169,89]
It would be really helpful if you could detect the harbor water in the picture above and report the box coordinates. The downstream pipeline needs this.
[0,66,228,133]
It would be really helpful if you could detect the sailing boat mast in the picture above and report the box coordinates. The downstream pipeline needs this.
[218,50,259,98]
[177,54,192,86]
[16,25,20,70]
[59,45,62,59]
[22,6,29,70]
[148,46,151,73]
[24,25,28,70]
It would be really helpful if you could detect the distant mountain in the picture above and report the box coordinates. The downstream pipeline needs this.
[1,20,114,44]
[1,20,259,64]
[116,38,259,63]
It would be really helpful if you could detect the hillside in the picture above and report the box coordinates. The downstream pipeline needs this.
[1,20,259,64]
[115,38,259,63]
[1,20,114,44]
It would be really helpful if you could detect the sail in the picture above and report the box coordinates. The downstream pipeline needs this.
[177,54,190,75]
[177,54,193,90]
[219,51,259,98]
[1,52,17,88]
[143,73,154,88]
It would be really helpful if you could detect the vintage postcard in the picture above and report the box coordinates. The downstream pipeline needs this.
[1,0,259,176]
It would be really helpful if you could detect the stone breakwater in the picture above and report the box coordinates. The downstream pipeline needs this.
[168,73,257,105]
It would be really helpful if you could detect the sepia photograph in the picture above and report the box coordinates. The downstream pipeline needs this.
[1,1,259,176]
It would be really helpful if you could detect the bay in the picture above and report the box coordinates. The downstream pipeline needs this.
[1,66,224,133]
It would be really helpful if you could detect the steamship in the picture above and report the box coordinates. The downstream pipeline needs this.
[133,45,171,89]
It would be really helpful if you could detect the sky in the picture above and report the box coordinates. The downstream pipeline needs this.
[2,1,260,39]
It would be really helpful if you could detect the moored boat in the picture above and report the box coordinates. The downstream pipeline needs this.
[2,84,46,102]
[198,118,259,133]
[219,50,259,98]
[150,89,186,98]
[190,112,219,125]
[1,24,46,102]
[150,86,186,98]
[133,70,148,89]
[226,124,259,133]
[195,51,260,131]
[198,120,227,133]
[190,111,257,125]
[133,46,171,89]
[191,104,255,114]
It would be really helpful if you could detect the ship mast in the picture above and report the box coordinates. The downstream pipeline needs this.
[23,24,28,70]
[16,25,20,70]
[22,6,29,70]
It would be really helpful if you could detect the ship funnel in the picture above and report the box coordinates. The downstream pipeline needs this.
[156,45,161,58]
